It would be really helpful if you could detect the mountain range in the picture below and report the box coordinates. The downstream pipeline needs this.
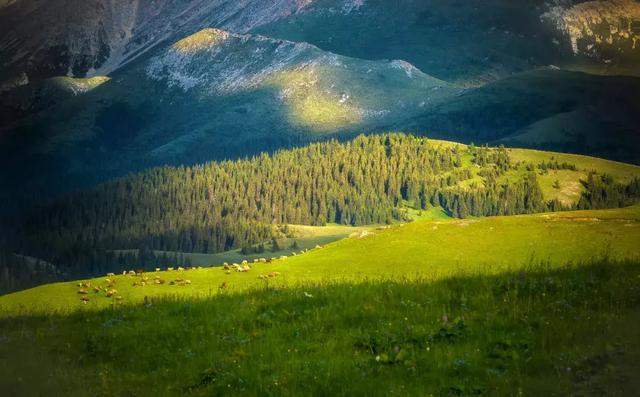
[1,0,639,209]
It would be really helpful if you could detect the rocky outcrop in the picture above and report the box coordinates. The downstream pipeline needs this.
[0,0,323,86]
[544,0,640,61]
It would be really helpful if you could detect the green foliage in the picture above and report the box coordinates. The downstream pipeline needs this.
[15,134,555,277]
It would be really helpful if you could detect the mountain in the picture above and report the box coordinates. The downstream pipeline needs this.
[1,0,639,210]
[0,29,456,208]
[0,0,325,89]
[395,69,640,163]
[256,0,640,85]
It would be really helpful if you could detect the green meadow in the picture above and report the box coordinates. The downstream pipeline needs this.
[1,206,640,395]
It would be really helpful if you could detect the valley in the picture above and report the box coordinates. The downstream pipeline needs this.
[1,1,639,395]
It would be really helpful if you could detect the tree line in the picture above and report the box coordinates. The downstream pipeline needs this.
[5,133,639,279]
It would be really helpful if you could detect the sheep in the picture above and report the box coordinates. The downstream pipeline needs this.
[184,280,192,285]
[223,264,231,270]
[259,258,267,263]
[93,287,101,293]
[155,268,161,272]
[122,271,126,275]
[81,296,90,304]
[155,278,165,285]
[107,272,115,277]
[167,267,174,271]
[127,270,136,276]
[106,289,117,297]
[253,259,259,263]
[315,245,322,249]
[279,255,287,260]
[77,289,88,294]
[177,267,184,271]
[241,260,248,265]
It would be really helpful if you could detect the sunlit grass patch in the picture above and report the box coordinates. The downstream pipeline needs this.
[268,66,362,131]
[172,28,230,54]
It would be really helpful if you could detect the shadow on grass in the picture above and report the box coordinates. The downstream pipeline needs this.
[1,258,639,396]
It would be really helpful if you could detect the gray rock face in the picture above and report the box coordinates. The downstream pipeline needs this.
[0,0,321,86]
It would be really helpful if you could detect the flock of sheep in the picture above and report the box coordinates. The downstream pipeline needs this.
[75,244,324,304]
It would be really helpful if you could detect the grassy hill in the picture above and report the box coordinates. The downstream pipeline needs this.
[3,134,639,293]
[1,206,640,395]
[3,205,639,315]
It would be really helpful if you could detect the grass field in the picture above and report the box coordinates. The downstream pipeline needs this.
[1,207,639,395]
[2,206,639,316]
[426,139,640,206]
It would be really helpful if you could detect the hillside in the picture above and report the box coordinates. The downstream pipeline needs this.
[397,69,640,164]
[257,0,640,85]
[0,30,456,208]
[3,205,639,315]
[1,207,639,395]
[4,134,638,288]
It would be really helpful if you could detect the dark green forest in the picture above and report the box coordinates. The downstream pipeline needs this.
[3,134,639,288]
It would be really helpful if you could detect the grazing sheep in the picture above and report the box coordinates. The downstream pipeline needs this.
[259,258,267,263]
[107,272,115,277]
[241,260,248,265]
[223,264,230,270]
[122,271,127,275]
[155,268,161,272]
[106,289,117,297]
[155,278,165,285]
[77,289,88,294]
[167,267,174,271]
[185,280,192,285]
[177,267,184,271]
[253,259,259,263]
[315,245,322,249]
[93,287,101,293]
[279,255,287,260]
[127,270,136,276]
[81,296,90,304]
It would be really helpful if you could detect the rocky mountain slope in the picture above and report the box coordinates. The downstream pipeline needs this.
[0,29,456,208]
[1,0,639,212]
[0,0,330,89]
